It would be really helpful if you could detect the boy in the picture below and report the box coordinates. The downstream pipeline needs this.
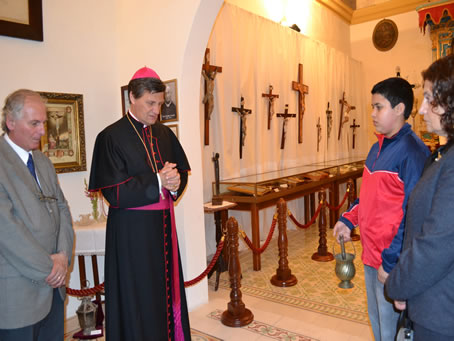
[333,77,430,341]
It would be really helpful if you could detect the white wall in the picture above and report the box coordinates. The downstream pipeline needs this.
[226,0,352,55]
[350,11,432,145]
[0,0,223,318]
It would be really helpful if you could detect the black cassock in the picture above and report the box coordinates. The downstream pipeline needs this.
[89,114,191,341]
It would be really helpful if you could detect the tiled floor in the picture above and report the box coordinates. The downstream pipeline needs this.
[189,286,373,341]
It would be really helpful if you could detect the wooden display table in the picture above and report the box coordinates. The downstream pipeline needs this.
[204,201,237,290]
[215,157,365,270]
[74,221,106,301]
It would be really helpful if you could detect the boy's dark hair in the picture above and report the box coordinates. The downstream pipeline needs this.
[371,77,414,120]
[128,77,166,100]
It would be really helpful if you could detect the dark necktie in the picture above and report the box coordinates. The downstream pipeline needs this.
[27,153,39,183]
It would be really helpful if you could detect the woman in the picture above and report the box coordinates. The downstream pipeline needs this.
[386,54,454,340]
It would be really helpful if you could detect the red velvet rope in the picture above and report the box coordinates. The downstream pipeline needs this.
[66,238,226,296]
[325,190,349,211]
[240,214,278,254]
[66,283,105,297]
[184,238,225,287]
[288,202,322,229]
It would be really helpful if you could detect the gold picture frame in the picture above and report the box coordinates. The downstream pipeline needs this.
[165,123,179,139]
[38,92,87,173]
[0,0,43,41]
[120,85,130,116]
[161,79,179,123]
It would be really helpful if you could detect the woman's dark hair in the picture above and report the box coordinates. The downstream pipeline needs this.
[422,54,454,140]
[128,77,166,100]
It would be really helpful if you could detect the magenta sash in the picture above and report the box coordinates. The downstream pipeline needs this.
[127,190,184,340]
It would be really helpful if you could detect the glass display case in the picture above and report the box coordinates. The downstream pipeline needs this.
[213,156,365,202]
[212,156,366,271]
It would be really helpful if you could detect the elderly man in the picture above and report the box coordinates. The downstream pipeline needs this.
[0,89,74,341]
[89,67,191,340]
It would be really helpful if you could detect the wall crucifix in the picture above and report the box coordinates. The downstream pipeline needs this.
[350,119,360,149]
[232,96,252,159]
[292,63,309,144]
[202,48,222,146]
[338,92,356,140]
[262,85,279,130]
[276,104,296,149]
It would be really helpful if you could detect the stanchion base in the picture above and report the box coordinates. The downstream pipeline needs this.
[270,274,298,287]
[311,252,334,262]
[221,308,254,327]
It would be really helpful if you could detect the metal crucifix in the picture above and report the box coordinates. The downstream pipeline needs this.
[292,63,309,144]
[338,92,356,140]
[202,48,222,146]
[326,102,332,141]
[276,104,296,149]
[232,96,252,159]
[262,85,279,130]
[350,119,360,149]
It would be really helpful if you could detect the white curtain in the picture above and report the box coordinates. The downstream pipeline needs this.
[202,3,368,255]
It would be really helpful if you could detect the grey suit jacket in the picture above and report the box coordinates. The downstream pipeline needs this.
[386,143,454,336]
[0,136,74,329]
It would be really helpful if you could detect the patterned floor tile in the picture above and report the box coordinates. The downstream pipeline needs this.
[208,309,319,341]
[209,222,369,325]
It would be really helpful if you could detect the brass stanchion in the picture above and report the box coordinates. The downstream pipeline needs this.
[312,190,334,262]
[347,179,360,241]
[221,217,254,327]
[271,198,297,287]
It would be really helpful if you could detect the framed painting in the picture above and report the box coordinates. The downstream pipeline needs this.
[38,92,87,173]
[166,123,179,139]
[161,79,178,122]
[121,85,130,116]
[0,0,43,41]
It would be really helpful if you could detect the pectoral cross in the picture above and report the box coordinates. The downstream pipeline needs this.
[350,119,360,149]
[292,63,309,144]
[326,102,332,141]
[316,117,322,152]
[276,104,296,149]
[262,85,279,130]
[232,97,252,159]
[202,48,222,146]
[338,92,356,140]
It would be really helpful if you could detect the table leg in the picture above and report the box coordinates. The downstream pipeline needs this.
[78,255,87,289]
[304,195,310,224]
[251,203,261,271]
[331,182,340,228]
[91,255,101,302]
[310,193,315,217]
[220,210,229,271]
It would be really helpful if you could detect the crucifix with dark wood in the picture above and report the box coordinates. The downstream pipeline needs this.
[276,104,296,149]
[262,85,279,130]
[350,119,360,149]
[232,96,252,159]
[292,63,309,144]
[338,92,356,140]
[202,48,222,146]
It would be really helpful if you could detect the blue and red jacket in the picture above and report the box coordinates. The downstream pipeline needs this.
[339,123,430,272]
